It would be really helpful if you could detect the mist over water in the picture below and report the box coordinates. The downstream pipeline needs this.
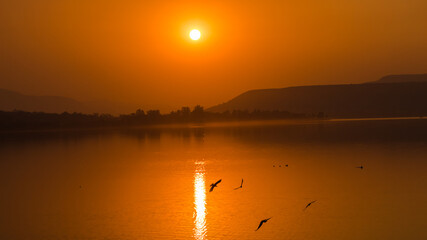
[1,119,427,240]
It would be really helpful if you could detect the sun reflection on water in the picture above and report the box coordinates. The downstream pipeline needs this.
[193,160,207,240]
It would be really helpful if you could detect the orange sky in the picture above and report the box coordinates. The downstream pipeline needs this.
[1,0,427,112]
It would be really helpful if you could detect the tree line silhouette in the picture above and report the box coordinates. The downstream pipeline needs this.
[0,105,325,131]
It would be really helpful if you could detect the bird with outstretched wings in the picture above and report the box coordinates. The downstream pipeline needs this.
[304,200,316,210]
[234,178,243,190]
[209,179,222,192]
[255,217,271,231]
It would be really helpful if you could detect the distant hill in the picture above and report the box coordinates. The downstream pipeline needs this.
[0,89,87,113]
[0,89,140,114]
[370,74,427,83]
[207,78,427,118]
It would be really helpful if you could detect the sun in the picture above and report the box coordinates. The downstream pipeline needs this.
[189,29,201,40]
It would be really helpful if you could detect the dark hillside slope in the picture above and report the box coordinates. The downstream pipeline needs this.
[0,89,86,113]
[207,82,427,118]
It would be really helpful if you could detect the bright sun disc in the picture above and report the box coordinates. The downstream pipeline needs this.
[190,29,201,40]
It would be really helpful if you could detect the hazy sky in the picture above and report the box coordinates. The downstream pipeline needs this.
[1,0,426,111]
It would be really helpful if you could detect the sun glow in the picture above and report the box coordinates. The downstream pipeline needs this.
[190,29,201,40]
[193,160,207,240]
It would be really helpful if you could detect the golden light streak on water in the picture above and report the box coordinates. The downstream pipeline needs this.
[193,160,207,240]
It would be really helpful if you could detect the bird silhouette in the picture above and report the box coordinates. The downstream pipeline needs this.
[304,200,316,210]
[356,165,364,170]
[285,164,288,167]
[209,179,222,192]
[234,178,244,190]
[255,217,272,231]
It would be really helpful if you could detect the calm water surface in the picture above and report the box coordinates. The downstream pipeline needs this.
[1,119,427,240]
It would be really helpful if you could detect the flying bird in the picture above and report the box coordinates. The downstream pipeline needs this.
[234,178,244,190]
[356,165,364,169]
[209,179,222,192]
[255,217,272,231]
[304,200,316,210]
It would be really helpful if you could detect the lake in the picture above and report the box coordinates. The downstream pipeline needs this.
[1,119,427,240]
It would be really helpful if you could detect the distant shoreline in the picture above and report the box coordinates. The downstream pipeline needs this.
[329,116,425,122]
[1,116,426,135]
[0,108,313,133]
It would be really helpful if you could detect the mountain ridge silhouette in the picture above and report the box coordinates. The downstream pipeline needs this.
[207,74,427,118]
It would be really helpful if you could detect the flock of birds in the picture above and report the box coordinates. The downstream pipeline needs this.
[208,163,364,231]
